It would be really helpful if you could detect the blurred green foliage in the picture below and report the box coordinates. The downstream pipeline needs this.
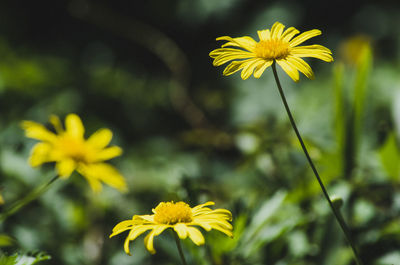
[1,0,400,265]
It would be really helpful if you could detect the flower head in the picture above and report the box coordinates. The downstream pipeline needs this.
[21,113,127,193]
[110,201,233,255]
[209,21,333,82]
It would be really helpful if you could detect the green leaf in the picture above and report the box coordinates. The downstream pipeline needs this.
[378,132,400,179]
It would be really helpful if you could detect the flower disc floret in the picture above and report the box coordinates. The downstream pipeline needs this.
[255,40,290,60]
[153,201,193,224]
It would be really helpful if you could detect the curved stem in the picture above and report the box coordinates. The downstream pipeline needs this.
[271,63,363,265]
[173,231,188,265]
[0,174,59,222]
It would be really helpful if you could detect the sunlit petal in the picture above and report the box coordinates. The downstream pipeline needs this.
[289,29,321,47]
[187,227,205,245]
[277,59,300,82]
[271,22,285,39]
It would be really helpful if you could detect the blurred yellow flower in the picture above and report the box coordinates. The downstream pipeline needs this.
[110,201,233,255]
[21,114,127,193]
[0,192,4,205]
[210,21,333,82]
[339,35,371,65]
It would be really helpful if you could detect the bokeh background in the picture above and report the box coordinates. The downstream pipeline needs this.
[1,0,400,264]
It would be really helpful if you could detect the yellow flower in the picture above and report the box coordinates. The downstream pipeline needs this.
[110,201,233,255]
[209,21,333,82]
[0,192,4,205]
[21,113,127,193]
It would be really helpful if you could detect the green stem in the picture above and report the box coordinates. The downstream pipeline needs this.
[173,231,188,265]
[0,175,59,222]
[271,63,363,265]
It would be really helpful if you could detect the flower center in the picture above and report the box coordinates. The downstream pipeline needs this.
[153,201,193,224]
[58,136,90,163]
[255,39,290,60]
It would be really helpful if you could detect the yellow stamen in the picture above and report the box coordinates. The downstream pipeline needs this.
[255,39,290,60]
[153,201,193,224]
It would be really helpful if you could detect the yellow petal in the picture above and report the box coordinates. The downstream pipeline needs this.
[271,22,285,39]
[125,225,155,255]
[216,36,257,52]
[209,222,233,237]
[281,26,300,42]
[211,49,255,66]
[291,45,333,62]
[49,115,64,134]
[174,223,188,239]
[78,163,127,192]
[87,128,113,148]
[94,146,122,161]
[56,159,76,178]
[85,174,103,193]
[286,56,314,79]
[110,220,137,238]
[257,29,270,41]
[65,114,85,139]
[187,227,205,245]
[289,29,321,47]
[21,121,57,143]
[241,58,266,80]
[192,201,215,214]
[144,225,167,254]
[124,229,135,255]
[222,60,248,76]
[276,59,300,82]
[29,142,53,167]
[254,60,273,78]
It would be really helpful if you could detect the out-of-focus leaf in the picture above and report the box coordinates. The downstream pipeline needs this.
[14,252,51,265]
[324,247,353,265]
[376,251,400,265]
[0,252,50,265]
[0,192,4,205]
[0,254,17,265]
[333,62,345,174]
[378,132,400,179]
[353,44,373,151]
[0,234,14,247]
[287,230,311,257]
[239,191,290,257]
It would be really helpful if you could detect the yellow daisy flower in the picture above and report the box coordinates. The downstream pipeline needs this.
[110,201,233,255]
[21,113,127,193]
[209,21,333,82]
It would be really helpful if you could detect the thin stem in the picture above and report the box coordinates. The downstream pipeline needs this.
[271,63,363,265]
[0,174,59,222]
[173,231,188,265]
